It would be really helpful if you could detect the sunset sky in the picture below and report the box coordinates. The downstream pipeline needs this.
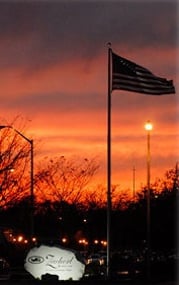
[0,1,178,194]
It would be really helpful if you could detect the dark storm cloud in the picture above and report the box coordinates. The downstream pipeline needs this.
[0,1,177,70]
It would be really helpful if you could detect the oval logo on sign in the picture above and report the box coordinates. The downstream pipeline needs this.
[28,256,44,264]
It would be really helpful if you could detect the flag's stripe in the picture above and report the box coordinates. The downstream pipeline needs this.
[113,73,175,95]
[136,68,171,84]
[112,52,175,95]
[113,72,172,88]
[112,83,174,95]
[112,82,175,95]
[112,78,175,94]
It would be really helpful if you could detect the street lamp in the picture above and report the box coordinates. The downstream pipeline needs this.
[144,120,153,281]
[0,125,34,239]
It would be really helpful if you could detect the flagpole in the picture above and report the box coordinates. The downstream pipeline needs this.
[107,42,112,279]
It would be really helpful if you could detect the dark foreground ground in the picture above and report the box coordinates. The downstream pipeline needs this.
[0,266,176,285]
[0,275,177,285]
[0,278,176,285]
[0,251,177,285]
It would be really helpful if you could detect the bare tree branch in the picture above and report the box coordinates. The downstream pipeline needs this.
[35,156,99,204]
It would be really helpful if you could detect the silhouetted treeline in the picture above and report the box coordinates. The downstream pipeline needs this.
[0,177,177,253]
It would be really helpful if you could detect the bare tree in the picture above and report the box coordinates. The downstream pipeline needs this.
[83,184,107,209]
[139,163,179,197]
[35,156,99,204]
[84,183,131,210]
[0,123,31,207]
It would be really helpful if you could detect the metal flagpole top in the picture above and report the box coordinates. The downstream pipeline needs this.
[107,42,112,48]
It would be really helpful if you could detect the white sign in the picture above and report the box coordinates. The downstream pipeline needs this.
[24,244,85,280]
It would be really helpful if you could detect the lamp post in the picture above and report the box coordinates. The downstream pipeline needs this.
[144,120,153,281]
[132,166,136,198]
[0,125,34,239]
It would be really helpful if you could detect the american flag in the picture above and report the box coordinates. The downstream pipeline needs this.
[112,52,175,95]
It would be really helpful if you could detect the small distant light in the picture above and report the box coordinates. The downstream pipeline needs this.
[17,235,23,242]
[62,238,67,243]
[79,239,87,245]
[101,240,107,246]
